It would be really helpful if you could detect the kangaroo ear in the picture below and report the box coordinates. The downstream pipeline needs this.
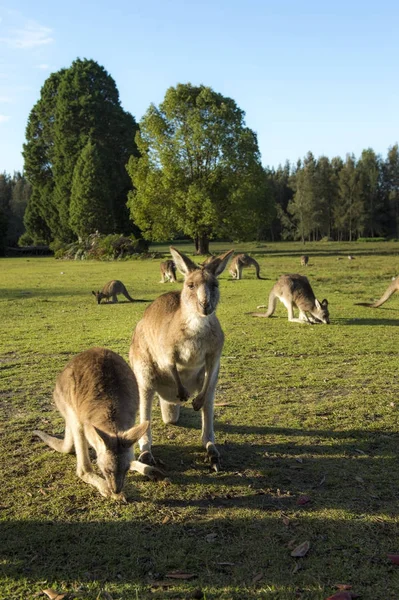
[205,250,234,277]
[315,298,321,309]
[92,291,96,296]
[119,421,150,448]
[170,247,199,275]
[321,298,328,307]
[94,427,115,449]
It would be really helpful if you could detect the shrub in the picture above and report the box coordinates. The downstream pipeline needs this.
[54,233,149,260]
[357,237,387,242]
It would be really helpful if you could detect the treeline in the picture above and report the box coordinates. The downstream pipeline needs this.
[1,57,398,255]
[267,147,399,242]
[0,172,32,253]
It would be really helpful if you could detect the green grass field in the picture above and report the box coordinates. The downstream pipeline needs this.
[1,240,399,600]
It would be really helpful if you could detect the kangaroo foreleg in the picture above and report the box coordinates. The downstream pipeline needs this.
[33,424,74,454]
[130,460,166,481]
[171,364,190,401]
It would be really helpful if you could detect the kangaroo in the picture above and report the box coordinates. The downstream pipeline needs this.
[355,277,399,308]
[300,255,309,266]
[160,260,177,283]
[129,247,234,472]
[229,254,262,280]
[92,280,134,304]
[33,348,163,500]
[252,274,330,324]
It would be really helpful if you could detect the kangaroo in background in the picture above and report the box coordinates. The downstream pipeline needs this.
[355,277,399,308]
[229,254,262,280]
[129,247,234,472]
[252,274,330,324]
[160,260,177,283]
[92,280,134,304]
[33,348,163,500]
[300,255,309,266]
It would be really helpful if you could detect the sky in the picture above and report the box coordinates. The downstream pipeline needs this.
[0,0,398,174]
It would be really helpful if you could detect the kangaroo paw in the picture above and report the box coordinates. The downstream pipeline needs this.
[138,450,156,466]
[205,443,221,472]
[177,386,190,402]
[110,491,127,503]
[192,395,205,411]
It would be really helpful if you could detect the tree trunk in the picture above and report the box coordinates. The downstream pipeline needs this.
[196,234,209,255]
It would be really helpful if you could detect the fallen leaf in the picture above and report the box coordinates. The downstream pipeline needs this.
[296,495,311,506]
[205,532,217,543]
[162,516,171,524]
[217,562,235,566]
[295,457,303,463]
[354,449,366,455]
[42,590,66,600]
[325,593,352,600]
[318,475,326,487]
[165,571,197,580]
[214,402,233,407]
[292,562,301,574]
[387,553,399,565]
[282,516,290,526]
[355,476,364,484]
[290,540,310,558]
[252,572,263,583]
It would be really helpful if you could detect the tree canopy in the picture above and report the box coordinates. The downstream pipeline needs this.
[126,83,272,253]
[23,58,138,243]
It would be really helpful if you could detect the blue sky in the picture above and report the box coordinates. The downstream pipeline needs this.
[0,0,398,174]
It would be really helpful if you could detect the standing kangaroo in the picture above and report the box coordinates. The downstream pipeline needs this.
[33,348,162,500]
[129,247,234,472]
[252,274,330,324]
[229,254,262,280]
[355,277,399,308]
[92,280,134,304]
[160,260,177,283]
[300,255,309,267]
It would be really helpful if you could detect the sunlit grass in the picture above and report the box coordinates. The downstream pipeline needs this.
[1,240,399,599]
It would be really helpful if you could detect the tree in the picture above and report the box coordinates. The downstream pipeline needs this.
[357,149,384,237]
[288,153,318,242]
[127,83,271,254]
[69,140,114,239]
[384,144,399,237]
[335,154,363,241]
[23,59,138,242]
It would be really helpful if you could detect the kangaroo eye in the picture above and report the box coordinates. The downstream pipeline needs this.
[188,283,195,289]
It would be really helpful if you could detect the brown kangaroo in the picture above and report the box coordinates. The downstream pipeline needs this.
[253,274,330,324]
[229,254,262,279]
[355,277,399,308]
[160,260,177,283]
[129,247,234,472]
[92,280,134,304]
[300,255,309,266]
[33,348,163,500]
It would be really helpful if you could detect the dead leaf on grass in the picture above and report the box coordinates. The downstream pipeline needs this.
[355,476,364,484]
[387,553,399,565]
[296,495,311,505]
[42,589,66,600]
[290,540,310,558]
[252,572,263,583]
[214,402,234,407]
[217,562,235,566]
[205,532,217,543]
[162,515,171,524]
[325,593,352,600]
[165,571,197,580]
[282,515,290,526]
[334,584,352,591]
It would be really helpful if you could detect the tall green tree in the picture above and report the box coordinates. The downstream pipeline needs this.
[384,144,399,237]
[335,154,363,241]
[127,83,271,253]
[288,153,318,242]
[69,140,114,239]
[357,149,384,237]
[23,59,138,242]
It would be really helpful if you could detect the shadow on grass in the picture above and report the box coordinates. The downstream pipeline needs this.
[335,317,399,326]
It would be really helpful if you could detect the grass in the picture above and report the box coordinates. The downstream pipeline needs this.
[1,240,399,600]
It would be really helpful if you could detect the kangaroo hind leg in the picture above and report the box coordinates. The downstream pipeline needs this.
[33,422,74,454]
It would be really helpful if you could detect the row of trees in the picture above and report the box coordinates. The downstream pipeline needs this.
[0,172,31,253]
[269,146,399,242]
[2,58,398,253]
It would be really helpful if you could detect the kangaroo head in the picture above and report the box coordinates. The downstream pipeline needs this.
[92,291,104,305]
[313,298,330,324]
[94,422,149,494]
[170,247,234,318]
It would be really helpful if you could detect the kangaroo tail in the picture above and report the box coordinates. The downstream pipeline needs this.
[252,290,276,317]
[255,261,261,279]
[356,281,398,308]
[123,288,135,302]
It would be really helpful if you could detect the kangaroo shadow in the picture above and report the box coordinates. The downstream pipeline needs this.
[98,298,152,305]
[335,317,399,326]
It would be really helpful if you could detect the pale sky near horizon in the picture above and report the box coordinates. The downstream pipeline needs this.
[0,0,398,175]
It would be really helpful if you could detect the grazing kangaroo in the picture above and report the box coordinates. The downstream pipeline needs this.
[129,246,234,472]
[33,348,163,500]
[160,260,177,283]
[229,254,262,280]
[252,274,330,324]
[300,255,309,266]
[92,280,134,304]
[355,277,399,308]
